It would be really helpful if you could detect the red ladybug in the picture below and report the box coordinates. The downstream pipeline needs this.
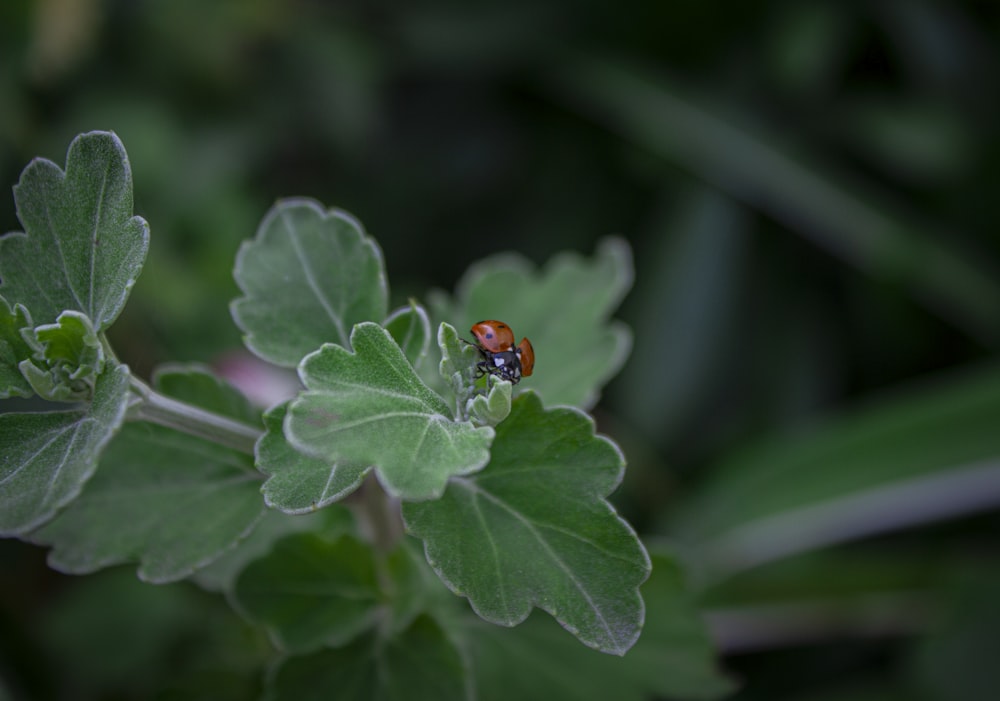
[469,320,534,385]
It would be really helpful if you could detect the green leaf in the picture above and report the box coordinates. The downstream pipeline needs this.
[0,363,130,535]
[1,131,149,329]
[402,392,651,655]
[19,310,104,401]
[233,532,381,653]
[0,296,33,398]
[676,362,1000,576]
[258,402,370,514]
[265,615,469,701]
[29,366,265,582]
[384,301,432,373]
[287,322,494,500]
[433,237,632,409]
[436,321,481,419]
[467,553,733,701]
[192,506,353,593]
[467,379,512,427]
[231,198,388,367]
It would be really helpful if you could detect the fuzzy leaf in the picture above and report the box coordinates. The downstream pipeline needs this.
[258,402,370,514]
[287,322,494,500]
[468,553,734,701]
[0,364,130,535]
[29,366,265,582]
[192,507,353,593]
[233,532,380,653]
[436,322,481,419]
[402,392,651,655]
[232,198,388,367]
[433,237,633,409]
[19,310,104,401]
[0,297,33,398]
[384,302,432,373]
[467,379,512,427]
[266,615,469,701]
[1,131,149,329]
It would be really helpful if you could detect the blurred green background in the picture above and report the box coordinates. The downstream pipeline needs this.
[2,0,999,699]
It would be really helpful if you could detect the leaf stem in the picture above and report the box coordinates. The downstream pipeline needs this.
[128,376,262,454]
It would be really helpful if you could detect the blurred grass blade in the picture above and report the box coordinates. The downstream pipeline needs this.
[548,58,1000,344]
[675,362,1000,577]
[705,459,1000,573]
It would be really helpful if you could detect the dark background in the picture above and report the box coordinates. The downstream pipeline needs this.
[2,1,999,699]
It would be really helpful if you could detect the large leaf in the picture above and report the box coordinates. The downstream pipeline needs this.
[286,322,494,500]
[468,553,733,701]
[676,362,1000,576]
[0,363,130,535]
[231,198,388,367]
[432,237,632,409]
[265,615,469,701]
[29,366,266,582]
[258,402,370,514]
[402,392,651,655]
[1,131,149,329]
[233,532,380,653]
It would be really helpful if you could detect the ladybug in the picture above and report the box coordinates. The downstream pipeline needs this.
[469,320,534,385]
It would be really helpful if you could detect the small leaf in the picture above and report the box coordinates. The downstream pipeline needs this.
[437,322,481,419]
[467,553,734,701]
[233,532,381,653]
[1,131,149,329]
[287,322,494,500]
[231,198,388,367]
[467,379,512,427]
[19,310,104,401]
[0,363,130,535]
[258,402,370,514]
[434,237,633,409]
[402,392,651,655]
[384,301,432,373]
[29,366,265,582]
[266,615,469,701]
[0,296,33,398]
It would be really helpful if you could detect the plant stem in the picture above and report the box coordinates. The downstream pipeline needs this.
[358,474,403,553]
[128,377,262,454]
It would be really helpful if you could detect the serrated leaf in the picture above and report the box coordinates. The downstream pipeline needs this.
[265,615,469,701]
[29,366,266,582]
[258,402,370,514]
[434,237,633,409]
[287,322,494,500]
[0,363,130,535]
[233,532,380,653]
[231,198,388,367]
[0,296,33,398]
[467,553,734,701]
[19,310,104,401]
[402,392,651,655]
[384,302,432,373]
[1,131,149,329]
